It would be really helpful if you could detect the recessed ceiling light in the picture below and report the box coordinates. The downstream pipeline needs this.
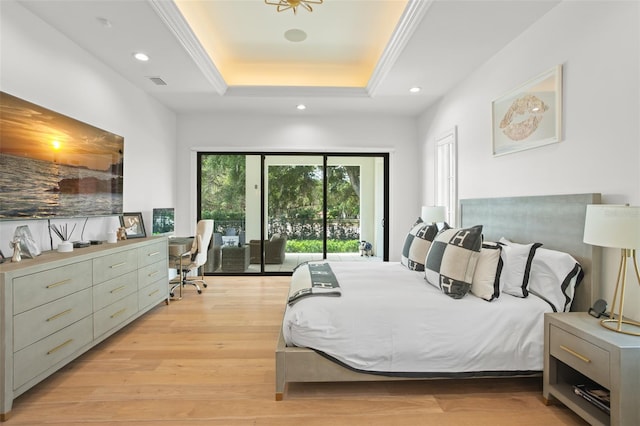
[284,29,307,43]
[296,104,307,111]
[133,52,149,62]
[409,87,421,93]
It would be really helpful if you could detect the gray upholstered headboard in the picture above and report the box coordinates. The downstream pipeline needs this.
[459,193,601,312]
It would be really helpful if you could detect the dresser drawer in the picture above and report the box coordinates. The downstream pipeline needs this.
[93,293,137,338]
[93,249,138,284]
[549,324,610,387]
[13,261,92,314]
[138,260,168,289]
[14,316,93,390]
[138,278,167,310]
[13,288,92,352]
[138,241,167,267]
[93,271,137,311]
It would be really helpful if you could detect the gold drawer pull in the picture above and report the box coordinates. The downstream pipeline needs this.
[46,309,72,322]
[47,339,73,355]
[110,262,127,269]
[110,285,126,294]
[46,279,71,289]
[560,345,591,363]
[148,251,160,257]
[111,308,127,319]
[148,270,159,277]
[148,289,159,297]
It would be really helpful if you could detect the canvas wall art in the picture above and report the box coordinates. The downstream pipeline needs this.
[0,91,124,219]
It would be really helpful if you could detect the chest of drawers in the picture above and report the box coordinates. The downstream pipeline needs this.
[0,237,168,420]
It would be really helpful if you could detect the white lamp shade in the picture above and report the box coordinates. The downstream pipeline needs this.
[421,206,446,223]
[583,204,640,249]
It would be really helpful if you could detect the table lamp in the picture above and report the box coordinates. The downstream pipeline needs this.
[583,204,640,336]
[421,206,446,224]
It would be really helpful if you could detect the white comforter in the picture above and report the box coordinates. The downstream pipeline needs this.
[283,261,552,374]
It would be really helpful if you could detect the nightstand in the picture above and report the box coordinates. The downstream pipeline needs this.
[543,312,640,426]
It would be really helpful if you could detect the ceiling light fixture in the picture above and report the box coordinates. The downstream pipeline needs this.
[296,104,307,110]
[133,52,149,62]
[409,87,421,93]
[265,0,323,15]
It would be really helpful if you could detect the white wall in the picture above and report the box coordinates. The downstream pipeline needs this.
[418,1,640,319]
[0,1,177,250]
[176,113,419,260]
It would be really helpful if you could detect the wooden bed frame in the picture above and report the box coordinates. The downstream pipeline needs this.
[275,193,602,400]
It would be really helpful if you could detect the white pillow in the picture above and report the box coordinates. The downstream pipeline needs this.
[527,248,583,312]
[498,237,542,298]
[471,242,503,301]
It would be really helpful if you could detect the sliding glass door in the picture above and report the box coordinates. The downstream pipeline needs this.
[198,152,388,275]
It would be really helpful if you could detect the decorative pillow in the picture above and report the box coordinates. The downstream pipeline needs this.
[527,248,584,312]
[424,225,483,299]
[471,242,503,301]
[498,237,542,298]
[401,222,439,271]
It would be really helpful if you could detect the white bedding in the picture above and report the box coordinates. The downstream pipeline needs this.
[283,261,552,374]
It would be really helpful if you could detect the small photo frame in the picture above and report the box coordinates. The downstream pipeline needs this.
[120,212,146,239]
[492,64,562,156]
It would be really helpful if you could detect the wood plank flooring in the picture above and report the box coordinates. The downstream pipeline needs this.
[9,276,587,425]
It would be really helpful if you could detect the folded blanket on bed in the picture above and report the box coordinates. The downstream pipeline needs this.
[288,262,341,305]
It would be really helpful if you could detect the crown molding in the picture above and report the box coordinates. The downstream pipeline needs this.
[148,0,228,95]
[225,86,369,98]
[367,0,435,96]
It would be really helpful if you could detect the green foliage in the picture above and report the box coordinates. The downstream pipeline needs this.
[200,154,246,219]
[286,239,360,253]
[199,154,362,240]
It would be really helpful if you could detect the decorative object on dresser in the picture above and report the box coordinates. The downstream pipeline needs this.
[543,312,640,426]
[49,222,76,253]
[9,239,21,262]
[583,204,640,336]
[120,212,146,239]
[12,225,41,258]
[0,237,169,420]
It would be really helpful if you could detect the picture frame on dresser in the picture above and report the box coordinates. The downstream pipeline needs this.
[120,212,146,238]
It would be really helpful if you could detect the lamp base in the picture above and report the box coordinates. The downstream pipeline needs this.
[600,318,640,336]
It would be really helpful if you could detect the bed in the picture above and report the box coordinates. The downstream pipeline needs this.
[275,193,602,400]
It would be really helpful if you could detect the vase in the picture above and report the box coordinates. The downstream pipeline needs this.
[57,241,73,253]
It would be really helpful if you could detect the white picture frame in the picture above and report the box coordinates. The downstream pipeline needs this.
[492,65,562,156]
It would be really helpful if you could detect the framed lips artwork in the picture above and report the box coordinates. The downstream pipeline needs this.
[492,65,562,156]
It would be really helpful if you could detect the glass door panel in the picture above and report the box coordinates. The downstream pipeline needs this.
[263,155,324,272]
[199,153,260,274]
[327,156,385,261]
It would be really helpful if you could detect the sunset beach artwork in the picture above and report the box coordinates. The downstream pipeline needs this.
[0,92,124,219]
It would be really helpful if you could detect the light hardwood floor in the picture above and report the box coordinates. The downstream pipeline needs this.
[10,276,587,425]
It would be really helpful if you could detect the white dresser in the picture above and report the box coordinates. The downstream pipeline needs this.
[0,237,169,420]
